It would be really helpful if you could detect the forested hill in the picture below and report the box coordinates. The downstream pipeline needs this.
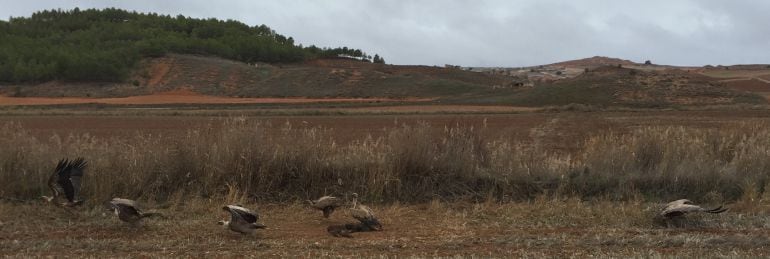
[0,8,382,83]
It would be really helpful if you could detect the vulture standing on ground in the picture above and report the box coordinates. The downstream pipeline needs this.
[42,158,87,207]
[218,205,267,234]
[108,198,163,225]
[308,195,344,218]
[349,193,383,230]
[660,199,728,219]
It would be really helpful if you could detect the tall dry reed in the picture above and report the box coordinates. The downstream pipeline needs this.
[1,119,768,204]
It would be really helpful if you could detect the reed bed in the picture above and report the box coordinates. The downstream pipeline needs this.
[1,119,768,204]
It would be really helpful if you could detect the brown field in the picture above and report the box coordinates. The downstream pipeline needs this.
[3,109,770,151]
[0,89,433,106]
[721,78,770,91]
[2,108,770,257]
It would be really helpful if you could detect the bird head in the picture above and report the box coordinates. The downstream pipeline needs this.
[41,196,54,202]
[217,220,228,226]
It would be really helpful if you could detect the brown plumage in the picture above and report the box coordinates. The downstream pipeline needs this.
[660,199,727,219]
[308,195,344,218]
[349,193,383,231]
[42,158,87,207]
[218,205,267,235]
[108,198,163,226]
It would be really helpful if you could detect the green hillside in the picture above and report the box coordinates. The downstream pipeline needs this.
[0,8,379,83]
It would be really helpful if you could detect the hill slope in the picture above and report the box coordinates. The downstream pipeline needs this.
[2,54,766,107]
[0,8,375,83]
[5,54,511,99]
[453,65,766,107]
[550,56,639,68]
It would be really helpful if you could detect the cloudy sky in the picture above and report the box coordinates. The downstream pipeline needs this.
[1,0,768,67]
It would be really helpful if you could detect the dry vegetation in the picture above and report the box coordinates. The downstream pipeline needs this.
[2,198,770,257]
[2,116,770,257]
[2,118,770,202]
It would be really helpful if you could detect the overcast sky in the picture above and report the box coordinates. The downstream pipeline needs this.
[1,0,768,67]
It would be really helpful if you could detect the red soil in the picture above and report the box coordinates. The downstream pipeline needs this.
[146,57,172,88]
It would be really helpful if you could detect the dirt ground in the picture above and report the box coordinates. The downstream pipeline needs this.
[1,199,768,257]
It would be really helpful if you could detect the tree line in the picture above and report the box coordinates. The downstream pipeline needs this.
[0,8,384,83]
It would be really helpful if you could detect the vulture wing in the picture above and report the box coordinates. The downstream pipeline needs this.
[351,205,375,222]
[47,159,67,199]
[351,205,382,230]
[660,197,729,218]
[111,198,138,206]
[226,205,258,224]
[315,196,342,209]
[57,158,87,203]
[111,201,142,218]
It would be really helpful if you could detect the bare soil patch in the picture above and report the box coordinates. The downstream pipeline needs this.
[145,56,173,88]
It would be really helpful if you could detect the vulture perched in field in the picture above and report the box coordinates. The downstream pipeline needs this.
[660,199,727,219]
[218,205,267,234]
[42,158,87,207]
[308,195,344,218]
[108,198,163,225]
[349,193,383,231]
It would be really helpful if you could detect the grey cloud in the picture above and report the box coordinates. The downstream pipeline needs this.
[0,0,767,66]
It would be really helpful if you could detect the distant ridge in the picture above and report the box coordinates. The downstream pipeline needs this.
[550,56,638,68]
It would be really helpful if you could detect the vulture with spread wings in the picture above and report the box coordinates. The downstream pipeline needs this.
[42,158,87,206]
[218,205,267,234]
[660,199,728,219]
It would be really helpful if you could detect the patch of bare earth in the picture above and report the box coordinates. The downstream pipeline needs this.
[146,57,173,88]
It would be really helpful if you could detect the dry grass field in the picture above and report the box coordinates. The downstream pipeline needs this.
[2,109,770,257]
[2,198,770,257]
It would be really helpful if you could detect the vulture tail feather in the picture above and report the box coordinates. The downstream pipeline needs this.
[706,206,728,214]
